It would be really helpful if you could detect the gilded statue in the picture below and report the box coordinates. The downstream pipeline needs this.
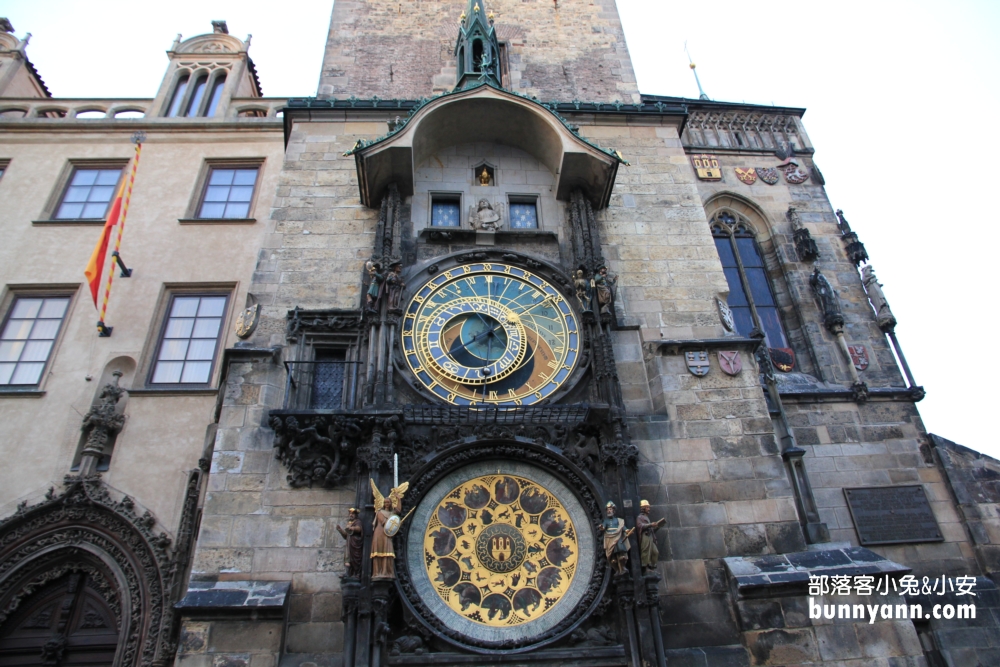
[599,501,631,574]
[370,478,411,580]
[478,167,491,186]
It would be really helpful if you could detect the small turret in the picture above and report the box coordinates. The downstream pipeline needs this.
[454,0,502,89]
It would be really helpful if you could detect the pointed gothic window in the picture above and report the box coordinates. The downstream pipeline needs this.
[710,212,789,349]
[185,75,208,117]
[206,74,227,117]
[166,74,189,117]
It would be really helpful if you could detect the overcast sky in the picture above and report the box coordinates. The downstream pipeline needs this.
[2,1,998,458]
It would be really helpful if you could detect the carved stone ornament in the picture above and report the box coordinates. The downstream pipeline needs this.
[270,414,376,488]
[469,199,503,232]
[80,372,126,462]
[285,307,362,342]
[716,297,735,332]
[780,160,810,184]
[809,268,845,334]
[235,303,261,339]
[757,167,780,185]
[0,475,175,667]
[718,350,742,376]
[861,265,897,331]
[691,154,722,180]
[685,350,710,376]
[734,167,757,185]
[787,206,819,262]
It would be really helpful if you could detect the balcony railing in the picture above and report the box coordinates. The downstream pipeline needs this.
[283,360,362,411]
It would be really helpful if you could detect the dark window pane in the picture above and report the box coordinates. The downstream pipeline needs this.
[735,236,765,268]
[185,76,208,117]
[206,76,226,117]
[722,267,749,306]
[311,349,347,409]
[714,237,737,267]
[757,306,788,348]
[731,307,756,337]
[744,267,777,307]
[167,76,189,117]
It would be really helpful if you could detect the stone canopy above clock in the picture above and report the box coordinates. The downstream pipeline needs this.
[351,85,625,208]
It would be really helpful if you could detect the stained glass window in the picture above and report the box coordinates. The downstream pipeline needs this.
[509,202,538,229]
[431,200,461,227]
[711,212,789,350]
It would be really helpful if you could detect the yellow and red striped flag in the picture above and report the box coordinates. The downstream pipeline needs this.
[84,179,126,307]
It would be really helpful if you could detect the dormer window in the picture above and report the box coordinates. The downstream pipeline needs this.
[165,71,228,118]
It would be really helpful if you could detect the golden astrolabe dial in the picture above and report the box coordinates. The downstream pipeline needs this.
[400,263,580,406]
[422,474,578,627]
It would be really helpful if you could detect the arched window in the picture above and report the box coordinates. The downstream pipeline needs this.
[472,39,483,72]
[711,211,789,349]
[184,74,208,117]
[458,47,465,77]
[205,74,227,117]
[166,74,189,117]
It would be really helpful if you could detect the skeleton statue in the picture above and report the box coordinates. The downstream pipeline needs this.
[574,269,592,311]
[469,198,502,232]
[385,262,405,311]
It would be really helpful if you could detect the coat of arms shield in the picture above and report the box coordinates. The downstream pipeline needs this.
[757,167,780,185]
[685,350,710,376]
[781,161,810,184]
[768,347,796,372]
[735,167,757,185]
[235,303,261,339]
[718,351,742,376]
[691,154,722,180]
[848,345,869,371]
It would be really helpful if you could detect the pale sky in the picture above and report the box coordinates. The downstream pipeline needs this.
[2,0,998,458]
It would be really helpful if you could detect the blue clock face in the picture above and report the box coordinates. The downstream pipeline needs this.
[401,263,580,406]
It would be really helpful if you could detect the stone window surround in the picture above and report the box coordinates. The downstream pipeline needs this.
[428,191,463,227]
[0,283,80,396]
[161,65,231,119]
[507,193,540,229]
[179,158,265,224]
[34,159,128,224]
[133,282,236,394]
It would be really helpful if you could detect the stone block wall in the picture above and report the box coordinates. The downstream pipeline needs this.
[320,0,639,102]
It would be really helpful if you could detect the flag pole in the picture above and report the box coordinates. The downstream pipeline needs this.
[96,131,144,337]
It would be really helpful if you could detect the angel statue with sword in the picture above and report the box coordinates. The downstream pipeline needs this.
[370,478,413,580]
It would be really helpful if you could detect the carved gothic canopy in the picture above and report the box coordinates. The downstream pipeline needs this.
[352,84,621,208]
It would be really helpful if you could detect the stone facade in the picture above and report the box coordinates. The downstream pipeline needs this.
[3,4,1000,667]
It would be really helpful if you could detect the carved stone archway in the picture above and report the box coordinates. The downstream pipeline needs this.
[0,476,175,667]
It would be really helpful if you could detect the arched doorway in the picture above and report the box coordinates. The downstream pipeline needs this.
[0,572,119,666]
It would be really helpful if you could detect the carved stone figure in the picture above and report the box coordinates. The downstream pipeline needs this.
[470,198,502,232]
[79,372,127,466]
[599,501,631,574]
[365,261,385,311]
[594,266,617,315]
[574,269,591,311]
[385,263,405,311]
[369,479,410,580]
[809,268,844,333]
[861,265,897,331]
[635,500,665,573]
[336,508,364,578]
[569,625,616,647]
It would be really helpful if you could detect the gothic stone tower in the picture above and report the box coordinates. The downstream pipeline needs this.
[175,2,1000,667]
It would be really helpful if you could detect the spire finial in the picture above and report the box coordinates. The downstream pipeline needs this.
[684,41,709,101]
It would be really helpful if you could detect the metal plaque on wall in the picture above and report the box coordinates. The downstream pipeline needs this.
[844,485,944,546]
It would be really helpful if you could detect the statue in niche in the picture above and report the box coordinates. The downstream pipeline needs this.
[478,167,492,186]
[385,262,405,311]
[593,266,617,315]
[336,507,364,578]
[599,501,631,575]
[574,270,592,312]
[470,198,503,232]
[635,500,665,574]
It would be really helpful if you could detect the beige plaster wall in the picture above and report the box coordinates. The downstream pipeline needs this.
[0,123,283,534]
